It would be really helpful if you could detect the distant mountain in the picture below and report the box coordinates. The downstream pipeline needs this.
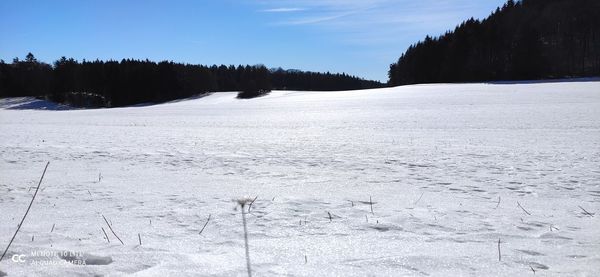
[388,0,600,85]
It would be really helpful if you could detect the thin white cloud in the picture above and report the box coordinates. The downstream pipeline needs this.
[261,7,305,13]
[256,0,502,30]
[281,11,354,25]
[258,0,387,26]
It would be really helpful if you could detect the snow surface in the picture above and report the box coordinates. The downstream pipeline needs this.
[0,81,599,276]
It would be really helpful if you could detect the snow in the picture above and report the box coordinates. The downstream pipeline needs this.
[0,80,599,276]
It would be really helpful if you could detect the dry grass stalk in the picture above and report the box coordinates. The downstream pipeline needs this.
[236,198,253,277]
[247,196,258,212]
[199,214,211,234]
[102,215,124,245]
[0,162,50,262]
[578,206,594,217]
[414,192,424,205]
[101,227,110,243]
[517,201,531,215]
[497,238,501,262]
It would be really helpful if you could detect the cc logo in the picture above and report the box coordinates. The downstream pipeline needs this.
[11,254,26,263]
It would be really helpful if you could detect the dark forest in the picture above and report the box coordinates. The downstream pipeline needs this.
[388,0,600,85]
[0,54,383,107]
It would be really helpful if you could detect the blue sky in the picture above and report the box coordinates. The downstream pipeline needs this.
[0,0,506,82]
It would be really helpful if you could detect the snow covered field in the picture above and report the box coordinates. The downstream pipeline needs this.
[0,80,599,276]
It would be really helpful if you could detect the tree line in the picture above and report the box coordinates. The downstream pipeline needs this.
[270,68,383,92]
[0,54,383,107]
[388,0,600,85]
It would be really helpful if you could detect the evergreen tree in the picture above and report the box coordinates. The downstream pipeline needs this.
[388,0,600,85]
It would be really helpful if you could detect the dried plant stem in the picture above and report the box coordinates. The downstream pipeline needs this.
[517,201,531,215]
[578,206,594,217]
[414,192,424,205]
[240,203,252,277]
[0,162,49,262]
[199,214,211,234]
[101,227,110,243]
[247,196,258,212]
[497,238,501,261]
[102,215,124,245]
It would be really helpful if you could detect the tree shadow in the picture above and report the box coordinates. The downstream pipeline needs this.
[0,97,72,110]
[487,77,600,85]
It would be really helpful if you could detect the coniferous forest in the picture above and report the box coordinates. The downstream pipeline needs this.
[388,0,600,85]
[0,54,384,107]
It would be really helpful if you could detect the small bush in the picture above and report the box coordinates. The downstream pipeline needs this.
[237,89,270,99]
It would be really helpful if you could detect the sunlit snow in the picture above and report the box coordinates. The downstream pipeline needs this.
[1,80,599,276]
